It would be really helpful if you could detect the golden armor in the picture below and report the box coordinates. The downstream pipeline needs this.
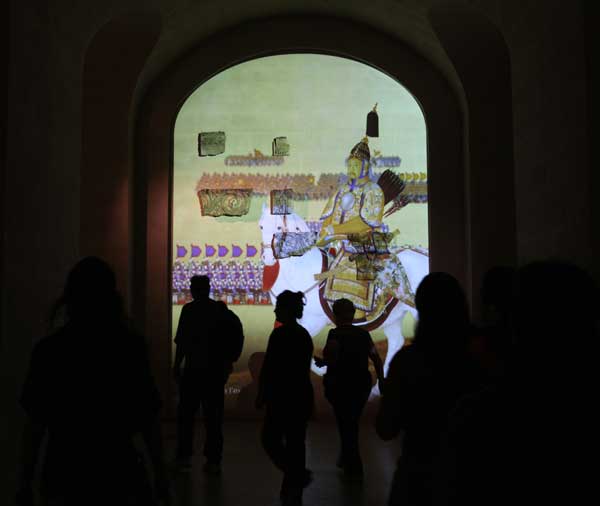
[315,137,387,317]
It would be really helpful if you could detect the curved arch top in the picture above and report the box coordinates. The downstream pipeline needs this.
[172,49,430,130]
[81,10,162,303]
[135,15,465,407]
[429,6,516,317]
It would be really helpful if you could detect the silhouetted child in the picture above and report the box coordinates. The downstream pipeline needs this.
[315,298,384,477]
[376,272,481,506]
[256,290,313,505]
[17,257,169,506]
[172,275,244,474]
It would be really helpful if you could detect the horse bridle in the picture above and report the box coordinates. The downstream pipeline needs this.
[261,213,288,253]
[261,214,325,296]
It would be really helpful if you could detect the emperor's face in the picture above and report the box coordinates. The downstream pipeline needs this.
[347,157,363,179]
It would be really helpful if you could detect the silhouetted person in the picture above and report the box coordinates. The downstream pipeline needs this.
[172,275,244,473]
[256,290,313,505]
[315,298,384,477]
[376,272,481,506]
[434,260,599,506]
[16,257,169,506]
[470,266,516,380]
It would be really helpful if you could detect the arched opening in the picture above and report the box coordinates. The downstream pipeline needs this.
[171,53,429,414]
[135,16,465,412]
[81,11,161,305]
[429,6,516,318]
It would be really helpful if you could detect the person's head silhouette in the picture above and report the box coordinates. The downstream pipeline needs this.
[53,256,123,325]
[513,261,599,369]
[414,271,470,354]
[50,256,125,328]
[332,298,355,326]
[190,275,210,300]
[274,290,305,324]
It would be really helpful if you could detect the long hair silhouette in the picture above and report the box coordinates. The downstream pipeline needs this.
[49,256,125,328]
[413,272,470,358]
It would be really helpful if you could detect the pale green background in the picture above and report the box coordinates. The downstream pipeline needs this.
[172,54,428,387]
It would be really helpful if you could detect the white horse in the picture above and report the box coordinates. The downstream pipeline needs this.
[259,204,429,387]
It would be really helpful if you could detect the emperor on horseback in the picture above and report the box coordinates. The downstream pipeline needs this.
[259,106,428,380]
[315,136,414,327]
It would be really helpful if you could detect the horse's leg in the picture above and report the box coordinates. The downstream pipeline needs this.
[382,305,418,374]
[382,316,405,376]
[369,307,411,397]
[300,309,327,336]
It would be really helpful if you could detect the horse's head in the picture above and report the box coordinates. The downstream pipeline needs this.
[259,203,278,267]
[259,203,310,266]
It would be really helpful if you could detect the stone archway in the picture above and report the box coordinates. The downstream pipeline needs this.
[429,6,517,318]
[135,15,465,410]
[81,11,162,304]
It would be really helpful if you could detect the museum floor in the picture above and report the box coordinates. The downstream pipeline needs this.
[163,419,401,506]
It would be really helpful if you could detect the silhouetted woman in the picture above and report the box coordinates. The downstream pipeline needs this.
[17,257,169,506]
[256,290,314,505]
[376,272,480,506]
[316,298,384,477]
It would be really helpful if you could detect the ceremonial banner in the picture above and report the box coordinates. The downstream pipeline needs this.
[198,131,226,156]
[272,137,290,156]
[198,189,252,217]
[270,189,294,215]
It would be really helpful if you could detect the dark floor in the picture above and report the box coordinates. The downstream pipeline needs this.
[163,420,401,506]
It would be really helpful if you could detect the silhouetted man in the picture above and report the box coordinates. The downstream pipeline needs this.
[173,275,244,473]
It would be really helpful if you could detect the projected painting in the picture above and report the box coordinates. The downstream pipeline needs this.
[172,54,429,414]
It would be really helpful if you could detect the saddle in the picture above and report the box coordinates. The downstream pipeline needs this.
[317,249,400,332]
